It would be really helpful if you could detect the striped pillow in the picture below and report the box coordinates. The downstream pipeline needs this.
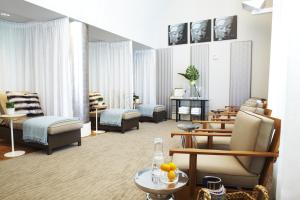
[6,91,44,117]
[89,92,103,112]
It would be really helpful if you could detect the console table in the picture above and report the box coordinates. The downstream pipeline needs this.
[170,97,209,122]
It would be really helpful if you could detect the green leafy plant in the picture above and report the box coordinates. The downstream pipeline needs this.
[178,65,201,97]
[6,102,15,109]
[97,97,103,102]
[178,65,199,85]
[133,94,139,101]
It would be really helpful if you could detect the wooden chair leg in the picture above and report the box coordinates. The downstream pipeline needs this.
[207,136,213,149]
[189,154,197,200]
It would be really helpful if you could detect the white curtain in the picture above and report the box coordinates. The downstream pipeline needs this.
[133,49,156,105]
[156,48,173,118]
[89,41,133,109]
[190,44,209,98]
[230,41,252,106]
[0,18,73,117]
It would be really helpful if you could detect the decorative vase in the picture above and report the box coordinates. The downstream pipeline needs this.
[6,108,15,115]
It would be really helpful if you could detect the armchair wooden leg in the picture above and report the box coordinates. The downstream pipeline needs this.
[189,154,197,200]
[207,136,213,149]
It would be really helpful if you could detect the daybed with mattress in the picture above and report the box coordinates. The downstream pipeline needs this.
[97,109,141,133]
[0,91,83,155]
[136,105,167,123]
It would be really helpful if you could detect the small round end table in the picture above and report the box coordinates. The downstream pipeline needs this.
[92,104,108,136]
[0,113,26,157]
[134,168,188,200]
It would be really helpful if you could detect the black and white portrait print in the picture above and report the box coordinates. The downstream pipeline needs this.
[214,15,237,41]
[168,23,188,45]
[190,19,211,43]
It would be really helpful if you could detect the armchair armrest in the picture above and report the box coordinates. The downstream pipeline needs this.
[171,132,232,137]
[169,148,278,158]
[192,120,235,124]
[195,129,232,133]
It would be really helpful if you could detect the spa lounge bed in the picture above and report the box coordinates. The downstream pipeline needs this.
[0,91,83,155]
[95,109,141,133]
[137,105,167,123]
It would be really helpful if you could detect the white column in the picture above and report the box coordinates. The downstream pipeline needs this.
[268,1,300,199]
[70,21,89,122]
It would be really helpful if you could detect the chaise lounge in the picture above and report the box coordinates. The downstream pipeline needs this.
[0,91,83,155]
[137,104,167,123]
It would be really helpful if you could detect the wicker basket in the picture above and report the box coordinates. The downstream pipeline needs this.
[197,185,270,200]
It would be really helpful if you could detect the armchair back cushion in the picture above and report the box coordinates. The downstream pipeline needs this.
[246,112,274,174]
[230,111,262,172]
[240,105,265,115]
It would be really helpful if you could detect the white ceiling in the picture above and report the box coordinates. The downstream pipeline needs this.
[0,0,151,48]
[0,0,64,22]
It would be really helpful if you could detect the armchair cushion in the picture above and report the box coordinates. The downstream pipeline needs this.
[173,153,259,188]
[230,111,262,172]
[246,112,274,174]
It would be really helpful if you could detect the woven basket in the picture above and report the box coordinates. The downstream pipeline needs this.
[197,185,270,200]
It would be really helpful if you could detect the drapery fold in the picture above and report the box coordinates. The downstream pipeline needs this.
[156,48,173,118]
[190,44,209,98]
[230,41,252,106]
[0,18,73,117]
[89,41,133,109]
[133,49,156,105]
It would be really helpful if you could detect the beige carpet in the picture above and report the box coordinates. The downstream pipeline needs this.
[0,120,181,200]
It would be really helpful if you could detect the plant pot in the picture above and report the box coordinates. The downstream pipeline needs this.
[6,108,15,115]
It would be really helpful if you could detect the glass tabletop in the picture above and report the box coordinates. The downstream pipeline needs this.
[134,168,188,195]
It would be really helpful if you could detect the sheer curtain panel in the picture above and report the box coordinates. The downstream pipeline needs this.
[0,18,73,117]
[156,48,173,118]
[89,41,134,109]
[133,49,156,105]
[230,41,252,106]
[190,44,209,98]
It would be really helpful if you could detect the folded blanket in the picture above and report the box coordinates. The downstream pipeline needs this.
[136,105,165,117]
[100,109,135,127]
[23,116,78,145]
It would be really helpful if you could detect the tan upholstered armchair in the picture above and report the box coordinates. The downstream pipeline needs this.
[189,105,272,150]
[209,98,269,121]
[170,111,280,199]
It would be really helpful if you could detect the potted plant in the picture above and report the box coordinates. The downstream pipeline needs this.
[97,97,104,105]
[133,94,140,103]
[6,102,15,115]
[178,65,201,97]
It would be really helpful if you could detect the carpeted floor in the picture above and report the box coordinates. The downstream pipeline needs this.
[0,120,181,200]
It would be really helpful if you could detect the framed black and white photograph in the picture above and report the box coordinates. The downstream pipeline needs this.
[190,19,211,43]
[168,23,188,45]
[214,15,237,41]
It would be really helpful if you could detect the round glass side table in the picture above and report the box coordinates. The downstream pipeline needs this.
[134,168,188,200]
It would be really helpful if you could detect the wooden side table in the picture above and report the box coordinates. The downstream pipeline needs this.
[0,114,26,157]
[92,104,108,136]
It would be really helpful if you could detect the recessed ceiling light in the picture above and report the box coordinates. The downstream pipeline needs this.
[0,12,10,17]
